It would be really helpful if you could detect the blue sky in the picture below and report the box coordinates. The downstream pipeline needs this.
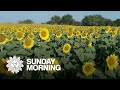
[0,11,120,23]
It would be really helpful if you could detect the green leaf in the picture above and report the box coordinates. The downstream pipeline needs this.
[14,41,22,45]
[4,43,15,51]
[65,62,74,70]
[18,49,33,56]
[0,50,7,59]
[89,46,96,52]
[61,58,68,65]
[76,72,82,77]
[105,69,116,79]
[21,70,32,79]
[94,69,107,79]
[34,47,43,58]
[76,72,93,79]
[118,70,120,77]
[84,53,95,60]
[92,38,96,43]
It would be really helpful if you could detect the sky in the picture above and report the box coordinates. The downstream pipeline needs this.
[0,11,120,24]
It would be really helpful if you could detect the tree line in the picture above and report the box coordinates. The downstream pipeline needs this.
[18,14,120,26]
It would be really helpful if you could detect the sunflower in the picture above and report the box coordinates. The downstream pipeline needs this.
[23,38,34,49]
[55,31,62,38]
[28,32,34,39]
[7,33,13,41]
[67,31,74,38]
[16,31,24,41]
[95,32,100,38]
[105,26,111,33]
[52,29,56,36]
[112,31,117,37]
[76,31,81,36]
[81,32,88,39]
[39,28,49,40]
[0,33,7,45]
[0,58,13,75]
[106,54,119,70]
[82,61,95,76]
[89,29,94,35]
[74,42,78,47]
[63,43,71,53]
[46,37,51,42]
[88,36,92,47]
[47,58,60,74]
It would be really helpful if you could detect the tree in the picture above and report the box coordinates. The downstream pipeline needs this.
[61,14,74,25]
[46,21,52,24]
[51,15,61,24]
[18,19,34,24]
[113,19,120,26]
[104,19,113,26]
[81,14,106,26]
[73,20,81,26]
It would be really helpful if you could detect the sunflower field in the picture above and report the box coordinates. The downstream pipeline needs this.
[0,24,120,79]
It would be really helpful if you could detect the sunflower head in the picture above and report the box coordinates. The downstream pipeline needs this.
[95,32,100,38]
[0,33,7,45]
[106,54,119,70]
[81,32,88,39]
[105,26,111,33]
[55,30,62,38]
[76,31,81,36]
[63,43,71,53]
[67,31,74,38]
[28,32,34,39]
[82,61,95,76]
[112,31,117,37]
[39,28,49,40]
[23,38,34,49]
[89,29,95,34]
[16,31,24,41]
[0,58,13,75]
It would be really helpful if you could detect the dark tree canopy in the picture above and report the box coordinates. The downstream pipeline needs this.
[45,14,120,26]
[81,15,106,26]
[51,15,61,24]
[18,19,34,24]
[61,14,74,25]
[114,19,120,26]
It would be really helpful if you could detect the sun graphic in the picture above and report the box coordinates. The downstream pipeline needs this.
[23,38,34,49]
[82,61,95,76]
[106,54,119,70]
[63,43,71,53]
[39,28,49,40]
